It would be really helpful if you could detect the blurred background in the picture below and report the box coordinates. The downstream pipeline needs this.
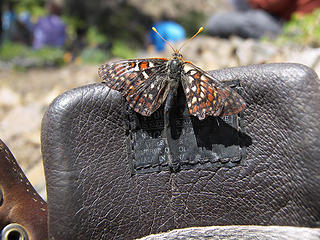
[0,0,320,200]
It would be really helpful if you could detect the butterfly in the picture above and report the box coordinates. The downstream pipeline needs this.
[98,27,246,120]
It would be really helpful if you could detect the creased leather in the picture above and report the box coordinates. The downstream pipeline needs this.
[0,139,48,240]
[41,63,320,240]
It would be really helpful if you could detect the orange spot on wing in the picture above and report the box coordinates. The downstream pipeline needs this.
[208,86,214,94]
[139,97,145,103]
[193,72,200,79]
[140,62,148,69]
[192,105,199,113]
[196,81,200,94]
[129,73,137,78]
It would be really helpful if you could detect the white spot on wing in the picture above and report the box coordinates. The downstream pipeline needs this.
[134,64,140,71]
[185,87,190,94]
[188,76,194,84]
[191,86,197,92]
[149,62,154,67]
[192,97,197,104]
[184,65,193,73]
[201,75,207,81]
[142,71,149,79]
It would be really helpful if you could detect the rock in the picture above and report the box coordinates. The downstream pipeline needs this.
[235,38,277,66]
[139,226,320,240]
[0,87,21,108]
[0,103,42,168]
[286,47,320,76]
[165,36,238,70]
[0,103,42,138]
[41,86,64,106]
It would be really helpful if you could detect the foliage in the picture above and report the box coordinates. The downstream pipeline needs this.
[14,0,47,19]
[274,10,320,47]
[62,15,86,44]
[80,47,110,64]
[111,40,137,59]
[63,0,152,48]
[86,27,108,47]
[0,41,64,68]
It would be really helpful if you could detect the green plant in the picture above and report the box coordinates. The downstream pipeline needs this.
[80,47,110,64]
[0,41,65,68]
[62,15,86,44]
[274,9,320,47]
[15,0,47,19]
[86,27,108,47]
[0,41,28,60]
[111,40,137,59]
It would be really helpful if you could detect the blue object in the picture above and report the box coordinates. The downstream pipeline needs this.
[2,10,16,31]
[149,21,186,51]
[19,11,34,32]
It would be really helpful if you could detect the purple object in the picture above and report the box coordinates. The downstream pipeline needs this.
[33,15,66,49]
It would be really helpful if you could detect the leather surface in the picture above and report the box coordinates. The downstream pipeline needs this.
[0,139,48,240]
[41,63,320,240]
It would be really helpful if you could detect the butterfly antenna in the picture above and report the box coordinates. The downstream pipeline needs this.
[178,27,203,52]
[152,27,176,52]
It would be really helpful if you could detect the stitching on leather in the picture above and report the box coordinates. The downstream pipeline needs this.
[0,143,46,208]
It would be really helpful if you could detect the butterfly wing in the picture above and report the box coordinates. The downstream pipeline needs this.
[181,62,246,120]
[98,58,171,116]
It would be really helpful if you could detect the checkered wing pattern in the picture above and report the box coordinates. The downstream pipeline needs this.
[181,62,246,120]
[98,58,171,116]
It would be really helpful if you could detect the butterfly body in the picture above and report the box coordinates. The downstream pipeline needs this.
[98,51,245,120]
[167,53,183,78]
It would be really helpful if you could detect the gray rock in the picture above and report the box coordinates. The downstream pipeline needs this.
[0,103,42,168]
[235,39,277,66]
[139,225,320,240]
[0,87,21,108]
